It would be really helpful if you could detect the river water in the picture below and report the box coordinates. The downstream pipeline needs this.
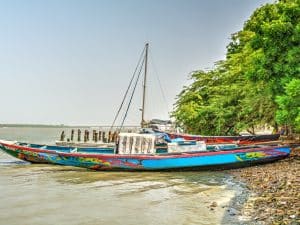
[0,127,247,225]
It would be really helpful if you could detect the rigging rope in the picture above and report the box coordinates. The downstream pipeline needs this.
[149,52,170,116]
[118,56,145,132]
[110,46,146,130]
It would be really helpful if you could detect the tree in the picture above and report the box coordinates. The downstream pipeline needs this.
[276,78,300,133]
[172,0,300,135]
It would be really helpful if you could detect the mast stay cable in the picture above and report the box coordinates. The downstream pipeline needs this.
[118,56,145,131]
[110,46,146,130]
[149,51,170,117]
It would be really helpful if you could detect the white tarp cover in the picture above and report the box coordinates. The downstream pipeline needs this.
[118,133,156,155]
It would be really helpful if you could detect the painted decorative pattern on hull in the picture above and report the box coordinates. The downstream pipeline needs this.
[0,142,290,171]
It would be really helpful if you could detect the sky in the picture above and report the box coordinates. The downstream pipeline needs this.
[0,0,272,126]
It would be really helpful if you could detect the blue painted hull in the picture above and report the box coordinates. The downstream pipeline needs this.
[0,141,290,171]
[39,147,290,170]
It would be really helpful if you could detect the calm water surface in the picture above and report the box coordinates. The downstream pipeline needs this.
[0,127,244,225]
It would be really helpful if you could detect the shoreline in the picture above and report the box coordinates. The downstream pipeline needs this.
[228,146,300,224]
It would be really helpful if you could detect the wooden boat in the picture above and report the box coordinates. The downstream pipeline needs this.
[0,138,238,163]
[0,140,115,163]
[0,134,290,171]
[164,132,280,145]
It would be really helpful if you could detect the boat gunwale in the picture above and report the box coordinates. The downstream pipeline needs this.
[168,133,280,139]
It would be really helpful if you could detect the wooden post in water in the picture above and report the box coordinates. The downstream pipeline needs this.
[112,131,118,142]
[71,129,74,141]
[77,129,81,142]
[92,130,95,141]
[60,131,65,141]
[86,130,90,141]
[108,131,112,143]
[95,132,98,142]
[111,131,115,142]
[84,130,87,142]
[102,131,106,143]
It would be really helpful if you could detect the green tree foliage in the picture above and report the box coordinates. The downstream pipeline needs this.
[276,78,300,133]
[172,0,300,135]
[172,63,241,135]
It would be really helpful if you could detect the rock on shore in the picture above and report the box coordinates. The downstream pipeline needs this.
[229,146,300,225]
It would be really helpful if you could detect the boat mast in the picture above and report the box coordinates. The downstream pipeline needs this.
[141,43,149,128]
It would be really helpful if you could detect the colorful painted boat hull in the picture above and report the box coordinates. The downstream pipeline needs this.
[0,141,290,171]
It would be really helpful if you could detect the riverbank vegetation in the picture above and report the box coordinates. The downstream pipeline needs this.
[172,0,299,136]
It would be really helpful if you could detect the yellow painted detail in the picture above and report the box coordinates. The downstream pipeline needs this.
[245,152,266,158]
[235,155,243,161]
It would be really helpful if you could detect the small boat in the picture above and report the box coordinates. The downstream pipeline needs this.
[0,134,290,171]
[0,140,115,163]
[0,137,238,163]
[164,132,280,144]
